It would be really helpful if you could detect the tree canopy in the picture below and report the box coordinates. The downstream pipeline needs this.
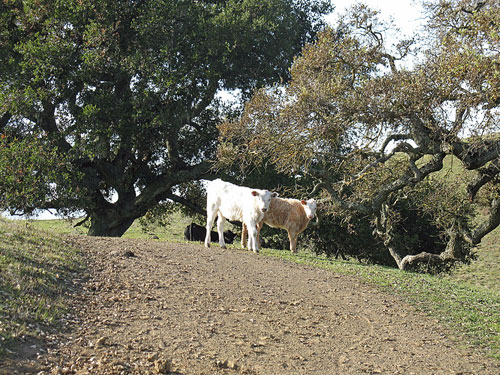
[218,0,500,270]
[0,0,331,236]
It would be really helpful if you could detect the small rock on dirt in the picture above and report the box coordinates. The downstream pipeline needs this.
[147,352,159,362]
[216,359,238,370]
[95,336,107,348]
[123,250,136,257]
[154,359,172,374]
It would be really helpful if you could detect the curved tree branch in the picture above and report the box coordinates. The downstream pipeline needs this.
[467,158,500,200]
[165,192,206,217]
[470,198,500,244]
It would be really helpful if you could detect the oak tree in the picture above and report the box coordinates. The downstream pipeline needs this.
[0,0,331,236]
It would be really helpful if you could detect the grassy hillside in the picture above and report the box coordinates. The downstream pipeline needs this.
[427,155,500,290]
[29,210,195,242]
[448,226,500,291]
[0,219,83,357]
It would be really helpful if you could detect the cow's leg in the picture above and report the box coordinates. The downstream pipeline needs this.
[241,223,248,248]
[256,221,263,249]
[217,213,227,249]
[205,207,218,248]
[247,224,259,253]
[288,231,298,253]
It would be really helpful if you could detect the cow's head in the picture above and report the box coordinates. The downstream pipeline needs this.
[251,190,279,213]
[301,198,317,220]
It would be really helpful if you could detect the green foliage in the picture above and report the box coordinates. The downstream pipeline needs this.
[302,183,473,273]
[0,133,82,216]
[218,1,500,272]
[0,0,331,235]
[301,213,391,264]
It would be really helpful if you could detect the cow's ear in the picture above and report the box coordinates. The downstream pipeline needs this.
[301,200,307,205]
[272,192,279,197]
[251,191,258,197]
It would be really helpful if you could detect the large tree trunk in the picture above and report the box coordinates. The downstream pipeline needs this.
[87,213,136,237]
[82,163,213,237]
[86,197,143,237]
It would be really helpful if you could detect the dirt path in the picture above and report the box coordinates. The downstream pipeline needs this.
[2,236,499,374]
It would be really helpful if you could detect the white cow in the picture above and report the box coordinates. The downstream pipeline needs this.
[204,179,278,253]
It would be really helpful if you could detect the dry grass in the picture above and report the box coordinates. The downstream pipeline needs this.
[0,219,83,357]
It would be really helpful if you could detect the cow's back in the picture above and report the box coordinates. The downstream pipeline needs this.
[264,198,307,232]
[207,179,247,222]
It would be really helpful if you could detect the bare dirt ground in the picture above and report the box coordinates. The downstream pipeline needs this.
[1,236,499,375]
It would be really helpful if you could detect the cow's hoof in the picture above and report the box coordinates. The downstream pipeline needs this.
[221,245,227,249]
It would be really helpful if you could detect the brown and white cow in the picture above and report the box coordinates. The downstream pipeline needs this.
[242,197,317,253]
